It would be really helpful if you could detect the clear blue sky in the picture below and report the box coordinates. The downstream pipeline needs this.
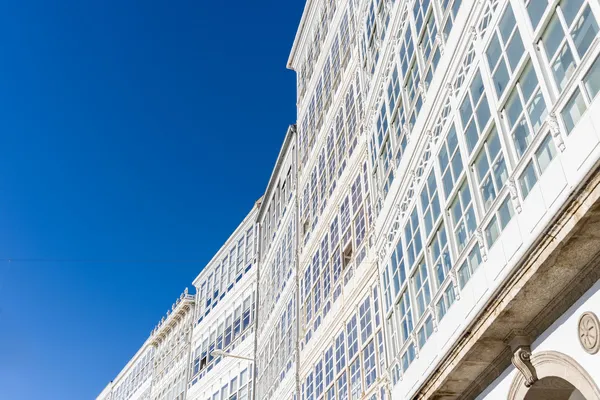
[0,1,304,399]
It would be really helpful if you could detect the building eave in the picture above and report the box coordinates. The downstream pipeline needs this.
[287,0,318,70]
[191,203,260,287]
[149,291,195,345]
[257,125,297,221]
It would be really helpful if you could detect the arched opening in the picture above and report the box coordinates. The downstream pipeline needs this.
[507,351,600,400]
[524,377,587,400]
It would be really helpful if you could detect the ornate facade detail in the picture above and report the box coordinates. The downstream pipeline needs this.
[454,42,476,92]
[508,178,522,213]
[419,81,428,101]
[547,112,566,151]
[403,122,411,138]
[511,346,537,387]
[475,228,488,261]
[378,246,387,262]
[469,25,478,41]
[445,81,455,98]
[578,311,600,354]
[436,33,445,55]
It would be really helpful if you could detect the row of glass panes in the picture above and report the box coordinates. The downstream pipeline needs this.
[412,0,462,90]
[300,169,372,347]
[154,370,186,400]
[382,87,555,386]
[196,227,255,325]
[112,349,154,400]
[385,243,483,384]
[258,215,296,329]
[562,55,600,133]
[298,7,355,168]
[369,0,462,208]
[206,368,252,400]
[300,80,362,243]
[154,348,188,384]
[380,0,600,381]
[297,0,342,102]
[360,0,392,76]
[256,293,296,400]
[379,0,600,316]
[261,165,294,254]
[300,288,386,400]
[154,319,193,380]
[190,292,255,383]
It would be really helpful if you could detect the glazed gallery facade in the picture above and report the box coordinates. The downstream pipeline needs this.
[98,0,600,399]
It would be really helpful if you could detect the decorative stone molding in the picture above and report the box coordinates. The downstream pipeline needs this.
[475,228,488,261]
[419,81,428,101]
[578,311,600,354]
[426,129,436,146]
[378,246,387,262]
[511,346,537,388]
[450,273,461,300]
[508,351,600,400]
[547,112,566,151]
[436,33,445,55]
[508,178,523,213]
[469,25,478,41]
[403,122,411,138]
[429,305,439,332]
[445,82,455,98]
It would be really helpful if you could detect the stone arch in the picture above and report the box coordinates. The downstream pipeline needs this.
[508,351,600,400]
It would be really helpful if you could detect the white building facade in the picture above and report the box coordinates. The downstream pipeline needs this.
[100,0,600,399]
[110,343,154,400]
[149,290,195,400]
[287,1,389,400]
[255,126,299,400]
[186,204,258,400]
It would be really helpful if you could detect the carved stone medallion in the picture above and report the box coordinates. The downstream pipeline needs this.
[578,311,600,354]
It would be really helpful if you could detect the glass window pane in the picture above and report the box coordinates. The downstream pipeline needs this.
[535,135,557,173]
[520,62,538,101]
[560,0,585,26]
[561,89,587,133]
[499,5,516,41]
[466,207,477,235]
[493,156,508,189]
[542,15,565,58]
[528,91,547,134]
[493,61,510,97]
[489,129,502,158]
[465,120,479,153]
[506,90,523,127]
[551,44,576,90]
[460,96,473,127]
[476,96,491,129]
[526,0,548,30]
[475,151,490,181]
[485,216,500,247]
[487,35,502,68]
[507,31,525,70]
[451,148,463,179]
[519,161,538,198]
[480,175,496,208]
[584,55,600,99]
[498,197,514,229]
[513,118,531,157]
[571,6,599,59]
[471,72,485,105]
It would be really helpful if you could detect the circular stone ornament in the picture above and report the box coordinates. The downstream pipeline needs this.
[578,312,600,354]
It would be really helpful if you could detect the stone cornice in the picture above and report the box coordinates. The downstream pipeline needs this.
[414,156,600,399]
[150,289,195,345]
[288,0,321,70]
